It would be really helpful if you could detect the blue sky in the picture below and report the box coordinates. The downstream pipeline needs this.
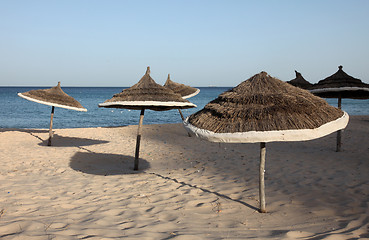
[1,0,368,87]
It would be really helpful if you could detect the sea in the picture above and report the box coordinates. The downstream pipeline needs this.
[1,87,368,129]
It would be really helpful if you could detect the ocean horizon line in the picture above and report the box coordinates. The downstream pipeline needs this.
[1,86,368,129]
[0,85,231,88]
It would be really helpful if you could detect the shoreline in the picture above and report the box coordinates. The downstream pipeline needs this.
[0,116,368,239]
[1,115,368,131]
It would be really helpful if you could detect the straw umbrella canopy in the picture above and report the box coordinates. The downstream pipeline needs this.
[310,65,369,99]
[184,71,349,213]
[99,67,196,170]
[310,65,369,151]
[18,82,87,146]
[287,70,313,90]
[164,74,200,99]
[163,74,200,122]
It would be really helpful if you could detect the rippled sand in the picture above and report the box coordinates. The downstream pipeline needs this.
[0,116,368,239]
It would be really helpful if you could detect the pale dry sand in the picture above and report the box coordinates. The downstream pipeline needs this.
[0,116,368,239]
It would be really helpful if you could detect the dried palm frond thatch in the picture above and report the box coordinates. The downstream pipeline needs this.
[287,70,313,90]
[310,65,369,151]
[164,74,200,99]
[18,82,86,111]
[163,74,200,126]
[310,65,369,99]
[186,71,347,141]
[99,67,196,111]
[184,71,349,213]
[18,82,87,146]
[99,67,196,170]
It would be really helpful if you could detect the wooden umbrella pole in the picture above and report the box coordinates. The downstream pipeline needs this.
[259,142,266,213]
[336,97,342,152]
[178,109,185,121]
[178,109,192,137]
[336,130,342,152]
[134,108,145,171]
[47,106,55,146]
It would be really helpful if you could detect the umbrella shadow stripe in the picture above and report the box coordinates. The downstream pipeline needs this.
[37,135,109,148]
[0,128,48,142]
[306,215,369,240]
[27,131,44,142]
[149,172,259,211]
[0,128,49,134]
[78,146,94,153]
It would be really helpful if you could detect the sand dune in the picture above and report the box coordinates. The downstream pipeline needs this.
[0,116,368,239]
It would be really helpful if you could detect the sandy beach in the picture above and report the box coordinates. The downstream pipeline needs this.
[0,115,368,239]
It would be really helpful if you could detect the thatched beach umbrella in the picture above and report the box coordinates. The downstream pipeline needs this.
[99,67,196,170]
[164,74,200,121]
[287,70,313,90]
[164,74,200,99]
[184,72,349,213]
[310,65,369,151]
[18,82,87,146]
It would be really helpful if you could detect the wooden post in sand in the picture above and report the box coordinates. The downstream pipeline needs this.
[178,109,185,121]
[47,106,55,146]
[259,142,266,213]
[178,109,192,137]
[134,108,145,171]
[336,97,342,152]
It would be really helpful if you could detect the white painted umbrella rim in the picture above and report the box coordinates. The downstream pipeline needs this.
[310,87,369,93]
[99,101,197,108]
[18,93,87,112]
[182,88,200,99]
[183,111,349,143]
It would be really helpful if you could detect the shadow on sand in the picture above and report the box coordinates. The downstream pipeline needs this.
[0,129,110,147]
[38,135,109,147]
[150,172,259,212]
[70,152,150,175]
[0,128,49,133]
[0,128,48,141]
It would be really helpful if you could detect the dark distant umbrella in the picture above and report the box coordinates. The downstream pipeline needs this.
[287,70,313,90]
[99,67,196,170]
[310,65,369,99]
[184,72,349,213]
[310,65,369,151]
[18,82,87,146]
[163,74,200,123]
